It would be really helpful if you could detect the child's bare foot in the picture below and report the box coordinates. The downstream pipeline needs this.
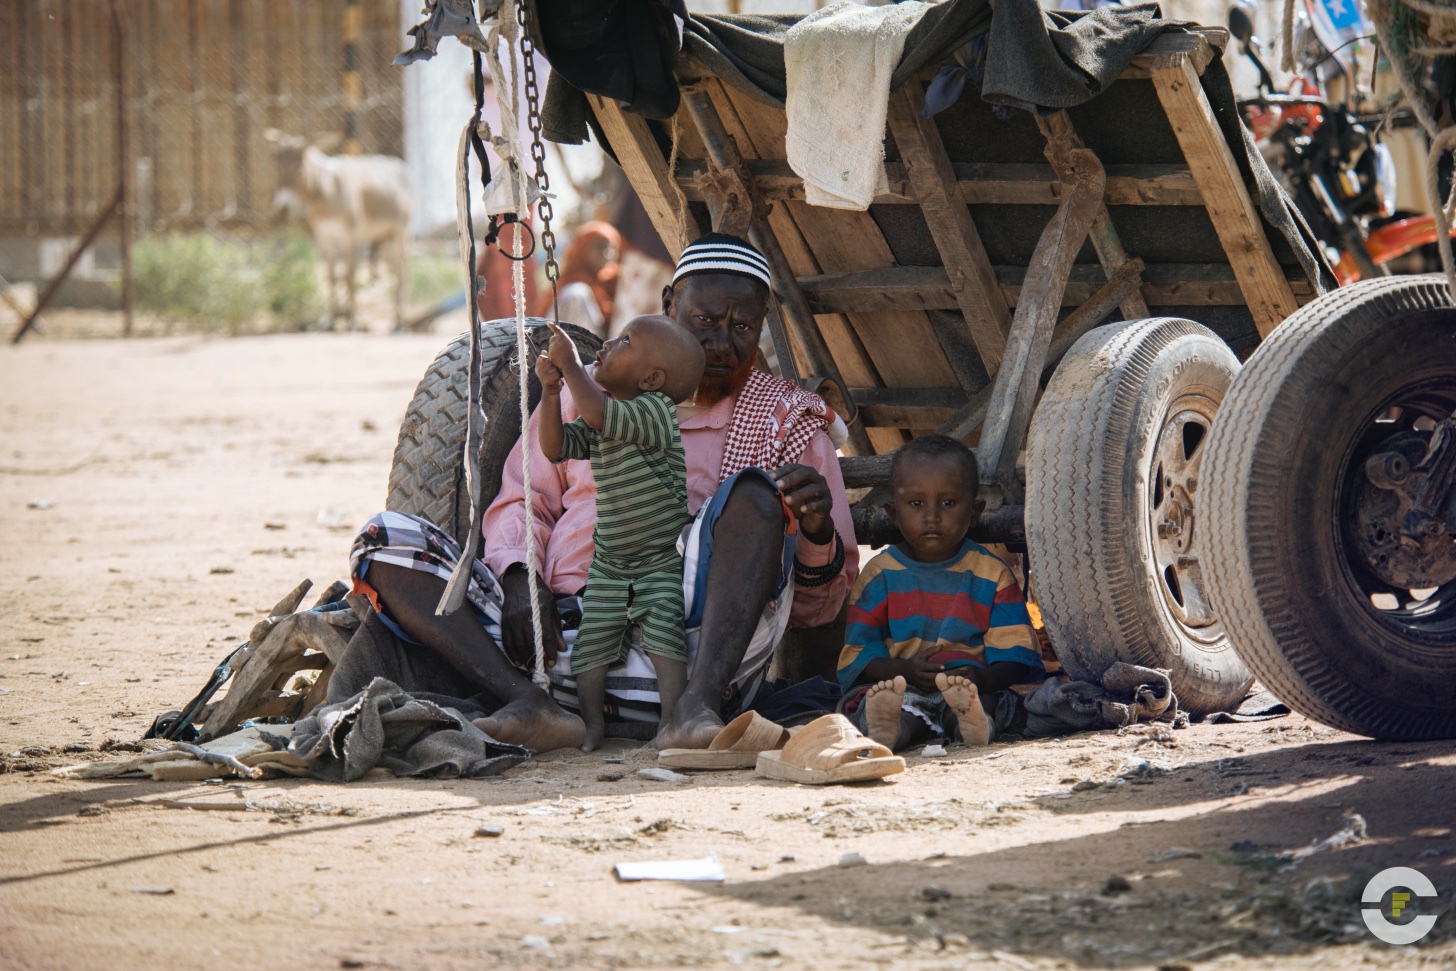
[580,717,606,752]
[937,672,992,746]
[864,676,907,749]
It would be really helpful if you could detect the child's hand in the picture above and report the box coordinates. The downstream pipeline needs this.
[535,352,564,395]
[903,655,943,693]
[545,321,580,372]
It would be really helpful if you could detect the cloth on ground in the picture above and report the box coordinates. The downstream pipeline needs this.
[783,1,932,210]
[1020,661,1184,736]
[290,676,528,782]
[52,726,308,781]
[1205,688,1291,723]
[743,675,841,725]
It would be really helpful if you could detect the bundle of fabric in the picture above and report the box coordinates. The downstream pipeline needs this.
[1019,661,1185,737]
[289,677,529,782]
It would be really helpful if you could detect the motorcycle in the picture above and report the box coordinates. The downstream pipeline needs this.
[1227,0,1448,285]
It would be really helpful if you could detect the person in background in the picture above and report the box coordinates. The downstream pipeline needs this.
[535,221,620,336]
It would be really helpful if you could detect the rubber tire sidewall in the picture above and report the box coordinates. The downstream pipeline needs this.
[1026,317,1253,715]
[1203,275,1456,740]
[386,318,603,548]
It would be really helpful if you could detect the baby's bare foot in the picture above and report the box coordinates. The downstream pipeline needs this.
[937,672,992,746]
[864,676,907,750]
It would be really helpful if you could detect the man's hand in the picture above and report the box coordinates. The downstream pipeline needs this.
[535,352,564,396]
[772,463,834,545]
[545,321,581,374]
[499,564,566,670]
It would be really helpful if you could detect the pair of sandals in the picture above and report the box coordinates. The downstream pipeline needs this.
[659,710,905,784]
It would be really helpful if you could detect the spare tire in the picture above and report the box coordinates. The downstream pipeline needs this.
[1025,317,1253,715]
[1203,277,1456,739]
[386,318,603,548]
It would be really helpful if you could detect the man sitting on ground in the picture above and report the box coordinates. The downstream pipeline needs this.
[837,435,1043,751]
[336,233,858,753]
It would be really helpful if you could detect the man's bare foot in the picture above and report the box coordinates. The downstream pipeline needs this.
[652,701,723,750]
[937,672,992,746]
[864,676,907,749]
[475,696,585,753]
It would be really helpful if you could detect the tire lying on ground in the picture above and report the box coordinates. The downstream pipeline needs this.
[1025,317,1252,716]
[386,318,603,548]
[1202,277,1456,740]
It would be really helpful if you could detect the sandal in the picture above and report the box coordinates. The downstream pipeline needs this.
[754,713,904,784]
[657,710,790,770]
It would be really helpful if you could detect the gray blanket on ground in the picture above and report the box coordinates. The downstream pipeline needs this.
[1020,661,1184,737]
[289,676,529,782]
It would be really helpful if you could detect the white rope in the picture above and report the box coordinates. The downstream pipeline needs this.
[485,9,550,687]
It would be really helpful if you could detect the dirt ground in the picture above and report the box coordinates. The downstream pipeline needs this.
[2,327,1453,971]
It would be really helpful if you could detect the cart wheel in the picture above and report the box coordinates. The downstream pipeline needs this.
[1026,317,1252,715]
[1203,277,1456,739]
[387,319,603,548]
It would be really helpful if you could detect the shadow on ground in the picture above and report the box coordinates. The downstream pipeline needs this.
[697,736,1456,966]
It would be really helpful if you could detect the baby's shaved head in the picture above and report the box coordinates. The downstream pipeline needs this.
[627,315,707,402]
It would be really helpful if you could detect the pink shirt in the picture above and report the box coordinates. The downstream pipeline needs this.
[482,379,859,628]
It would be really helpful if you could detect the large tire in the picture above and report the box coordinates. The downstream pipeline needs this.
[386,318,603,548]
[1026,317,1253,715]
[1203,277,1456,739]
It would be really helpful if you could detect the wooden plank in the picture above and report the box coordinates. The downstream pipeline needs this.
[585,93,701,258]
[853,387,967,429]
[699,81,903,454]
[717,82,961,433]
[677,159,1203,207]
[976,147,1107,489]
[798,263,1314,313]
[886,83,1011,377]
[1151,53,1298,336]
[1120,27,1226,79]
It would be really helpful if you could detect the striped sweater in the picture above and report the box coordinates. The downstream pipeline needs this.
[837,539,1043,691]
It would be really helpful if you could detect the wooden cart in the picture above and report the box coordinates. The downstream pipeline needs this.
[390,19,1456,737]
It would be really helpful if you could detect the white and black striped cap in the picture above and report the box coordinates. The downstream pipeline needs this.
[671,233,772,290]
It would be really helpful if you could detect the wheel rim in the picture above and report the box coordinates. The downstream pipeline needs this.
[1147,391,1225,642]
[1336,379,1456,640]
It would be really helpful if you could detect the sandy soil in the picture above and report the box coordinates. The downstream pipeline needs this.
[1,331,1453,971]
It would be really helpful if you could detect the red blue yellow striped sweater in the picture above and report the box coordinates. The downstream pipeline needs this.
[837,539,1043,692]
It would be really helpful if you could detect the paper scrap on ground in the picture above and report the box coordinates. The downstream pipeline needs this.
[614,857,726,882]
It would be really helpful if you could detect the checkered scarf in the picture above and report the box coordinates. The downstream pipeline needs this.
[719,370,834,481]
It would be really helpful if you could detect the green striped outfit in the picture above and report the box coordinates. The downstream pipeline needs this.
[556,391,690,673]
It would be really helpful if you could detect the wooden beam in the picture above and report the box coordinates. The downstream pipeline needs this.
[797,263,1315,314]
[852,386,967,429]
[585,94,700,258]
[1120,27,1226,79]
[1038,111,1149,320]
[1151,53,1298,336]
[978,144,1107,492]
[677,159,1203,207]
[886,83,1011,377]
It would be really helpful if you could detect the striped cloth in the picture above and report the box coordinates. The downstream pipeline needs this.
[557,391,691,672]
[837,539,1044,693]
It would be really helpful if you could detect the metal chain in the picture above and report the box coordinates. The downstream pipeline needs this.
[517,0,559,321]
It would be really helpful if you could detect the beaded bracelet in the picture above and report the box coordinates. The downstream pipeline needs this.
[793,530,844,588]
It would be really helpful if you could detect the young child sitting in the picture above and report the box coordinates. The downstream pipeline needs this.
[536,315,706,751]
[837,435,1044,751]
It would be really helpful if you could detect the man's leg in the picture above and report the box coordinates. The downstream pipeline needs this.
[365,561,584,752]
[653,473,782,749]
